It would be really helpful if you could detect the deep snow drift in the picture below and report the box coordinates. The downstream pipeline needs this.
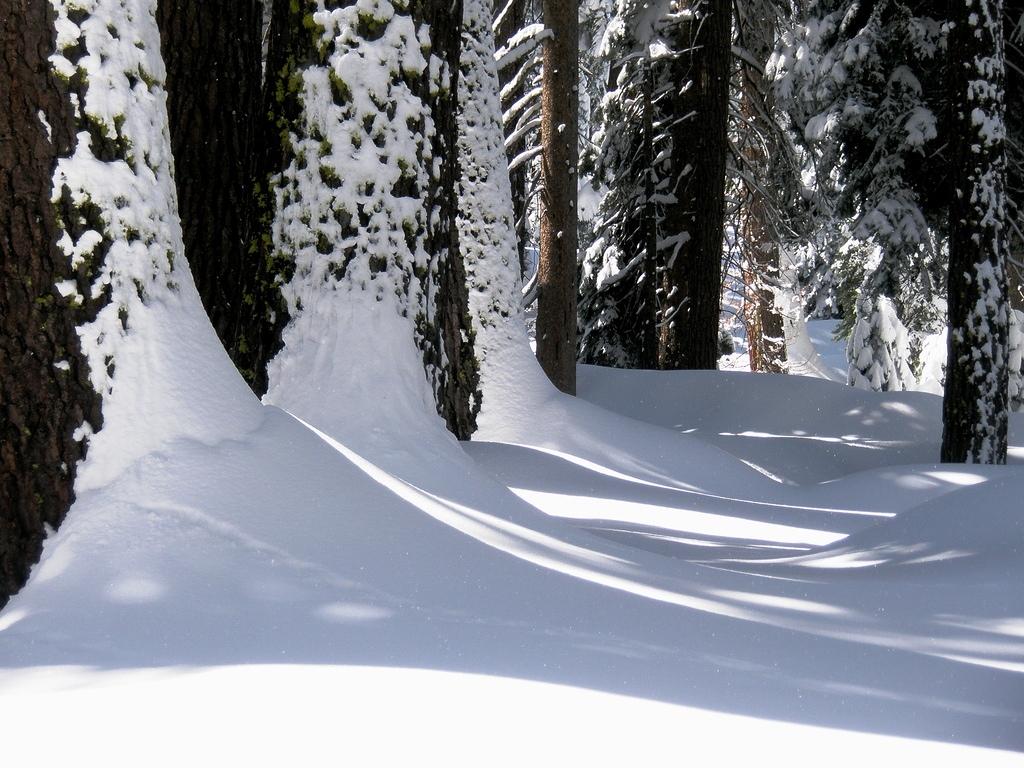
[1,354,1022,764]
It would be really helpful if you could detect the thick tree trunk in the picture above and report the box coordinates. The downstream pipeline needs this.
[260,0,478,438]
[418,0,481,438]
[0,0,102,605]
[157,0,276,392]
[536,0,578,394]
[1005,0,1023,310]
[659,0,731,370]
[942,0,1010,463]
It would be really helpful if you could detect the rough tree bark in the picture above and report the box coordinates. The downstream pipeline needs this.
[259,0,478,438]
[156,0,264,387]
[659,0,732,370]
[1005,0,1023,310]
[418,0,481,437]
[736,0,786,373]
[941,0,1010,463]
[536,0,578,394]
[0,0,102,605]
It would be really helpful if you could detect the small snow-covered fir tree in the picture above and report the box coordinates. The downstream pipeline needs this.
[848,292,915,391]
[1009,309,1024,411]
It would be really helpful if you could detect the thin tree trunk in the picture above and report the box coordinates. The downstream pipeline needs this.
[736,0,786,373]
[0,0,102,604]
[659,0,731,370]
[536,0,578,394]
[942,0,1010,463]
[495,0,531,276]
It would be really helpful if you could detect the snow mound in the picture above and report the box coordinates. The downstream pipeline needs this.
[774,472,1024,575]
[577,365,1023,483]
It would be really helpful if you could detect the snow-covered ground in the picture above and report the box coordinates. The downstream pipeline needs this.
[1,338,1023,764]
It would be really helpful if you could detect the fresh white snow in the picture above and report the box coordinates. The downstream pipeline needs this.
[10,2,1020,764]
[1,353,1022,763]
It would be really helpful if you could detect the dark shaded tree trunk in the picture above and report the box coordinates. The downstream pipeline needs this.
[1006,0,1023,310]
[536,0,578,394]
[156,0,271,391]
[417,0,481,437]
[0,0,102,605]
[659,0,731,370]
[942,0,1010,463]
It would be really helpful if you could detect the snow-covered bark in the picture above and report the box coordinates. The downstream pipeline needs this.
[1008,308,1024,411]
[941,0,1010,463]
[458,0,523,338]
[46,0,261,492]
[457,0,554,427]
[263,0,479,440]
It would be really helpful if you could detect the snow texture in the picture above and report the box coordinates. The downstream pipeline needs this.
[48,0,261,490]
[264,0,451,439]
[1,4,1019,764]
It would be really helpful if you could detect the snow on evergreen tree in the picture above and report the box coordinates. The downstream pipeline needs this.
[261,0,480,439]
[847,287,915,391]
[453,0,577,440]
[577,0,673,369]
[1008,308,1024,411]
[1005,0,1024,306]
[494,0,545,277]
[459,0,524,339]
[456,0,554,425]
[772,0,951,389]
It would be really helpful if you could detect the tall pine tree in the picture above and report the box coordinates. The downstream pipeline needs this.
[942,0,1010,463]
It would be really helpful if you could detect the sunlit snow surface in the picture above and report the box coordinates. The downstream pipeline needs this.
[2,348,1024,763]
